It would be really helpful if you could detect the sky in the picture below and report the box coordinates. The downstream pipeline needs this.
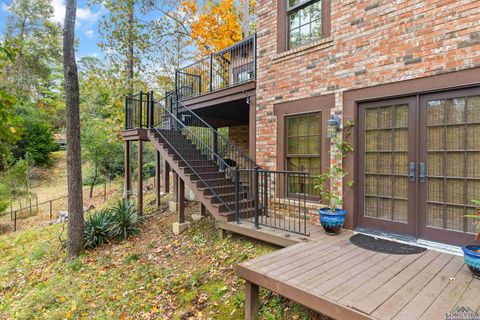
[0,0,104,58]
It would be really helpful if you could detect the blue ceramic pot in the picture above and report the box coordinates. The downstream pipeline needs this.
[318,208,347,234]
[462,245,480,277]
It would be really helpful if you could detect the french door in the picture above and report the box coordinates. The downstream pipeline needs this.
[358,87,480,245]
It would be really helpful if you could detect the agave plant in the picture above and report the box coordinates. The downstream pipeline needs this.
[109,199,141,241]
[84,210,113,249]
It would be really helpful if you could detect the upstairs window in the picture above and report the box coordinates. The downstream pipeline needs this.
[287,0,323,49]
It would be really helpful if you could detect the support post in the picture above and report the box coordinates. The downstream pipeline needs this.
[125,141,132,198]
[200,204,207,217]
[245,281,259,320]
[173,172,178,203]
[178,176,185,224]
[163,160,170,193]
[172,176,189,235]
[155,151,161,207]
[137,140,143,215]
[212,130,218,162]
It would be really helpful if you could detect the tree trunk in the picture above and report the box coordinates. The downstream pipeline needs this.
[90,168,97,198]
[63,0,84,259]
[127,0,134,94]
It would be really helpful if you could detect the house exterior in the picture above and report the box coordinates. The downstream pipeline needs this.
[252,0,480,246]
[123,1,480,248]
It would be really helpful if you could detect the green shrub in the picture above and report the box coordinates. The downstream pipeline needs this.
[84,210,113,249]
[109,200,140,241]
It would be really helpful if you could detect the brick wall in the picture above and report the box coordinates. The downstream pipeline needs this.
[229,125,250,155]
[255,0,480,171]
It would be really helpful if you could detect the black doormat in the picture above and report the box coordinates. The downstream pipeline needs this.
[349,234,427,255]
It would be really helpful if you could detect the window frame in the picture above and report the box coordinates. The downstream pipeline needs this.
[286,0,323,50]
[277,0,331,53]
[274,94,335,202]
[285,112,323,198]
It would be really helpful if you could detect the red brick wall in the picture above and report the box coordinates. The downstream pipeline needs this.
[229,125,250,155]
[255,0,480,170]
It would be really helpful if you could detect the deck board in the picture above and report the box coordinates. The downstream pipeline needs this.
[235,222,479,320]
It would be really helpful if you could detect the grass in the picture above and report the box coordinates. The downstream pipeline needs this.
[0,195,325,319]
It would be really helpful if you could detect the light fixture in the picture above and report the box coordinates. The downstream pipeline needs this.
[327,114,341,139]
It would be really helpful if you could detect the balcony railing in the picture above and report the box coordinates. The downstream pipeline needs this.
[176,34,256,100]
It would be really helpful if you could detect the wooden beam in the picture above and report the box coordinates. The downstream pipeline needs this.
[125,141,131,199]
[245,281,260,320]
[173,171,178,202]
[137,140,143,215]
[163,160,170,194]
[155,150,161,207]
[178,176,185,223]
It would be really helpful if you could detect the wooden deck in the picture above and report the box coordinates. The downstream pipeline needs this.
[235,225,480,320]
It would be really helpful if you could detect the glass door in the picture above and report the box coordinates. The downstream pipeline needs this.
[418,88,480,245]
[358,97,417,237]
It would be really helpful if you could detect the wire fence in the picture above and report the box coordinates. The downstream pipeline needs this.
[0,184,118,234]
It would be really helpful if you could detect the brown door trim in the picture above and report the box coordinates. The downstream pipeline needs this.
[344,66,480,231]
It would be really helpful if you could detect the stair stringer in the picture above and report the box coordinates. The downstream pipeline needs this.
[146,129,233,222]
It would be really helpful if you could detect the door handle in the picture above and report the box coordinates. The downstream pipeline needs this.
[409,162,415,182]
[419,162,426,183]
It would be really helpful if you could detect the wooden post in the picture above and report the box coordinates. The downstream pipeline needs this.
[200,203,207,217]
[163,160,170,194]
[177,176,185,224]
[13,211,17,232]
[49,200,53,219]
[125,141,132,198]
[155,150,161,207]
[245,281,260,320]
[173,171,178,203]
[211,130,218,161]
[137,140,143,215]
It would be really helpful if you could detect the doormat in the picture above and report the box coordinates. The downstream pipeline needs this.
[350,234,427,255]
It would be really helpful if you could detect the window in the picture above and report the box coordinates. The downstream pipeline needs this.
[286,113,321,197]
[287,0,323,49]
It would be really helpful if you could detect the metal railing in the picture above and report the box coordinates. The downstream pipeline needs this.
[235,169,310,236]
[176,34,256,100]
[125,90,311,236]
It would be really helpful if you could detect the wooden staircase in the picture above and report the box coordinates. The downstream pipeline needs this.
[147,128,254,222]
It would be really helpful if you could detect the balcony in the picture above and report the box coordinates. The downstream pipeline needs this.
[176,34,256,101]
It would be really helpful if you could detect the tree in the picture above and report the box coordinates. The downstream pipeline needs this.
[63,0,84,258]
[4,0,63,102]
[82,118,123,198]
[181,0,255,55]
[93,0,151,94]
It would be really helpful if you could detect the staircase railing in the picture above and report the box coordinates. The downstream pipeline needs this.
[125,91,311,236]
[133,91,256,214]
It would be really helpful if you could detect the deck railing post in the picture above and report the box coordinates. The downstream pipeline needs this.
[139,90,143,128]
[263,171,268,218]
[254,166,259,229]
[150,90,155,127]
[235,167,240,224]
[209,54,213,92]
[125,96,128,129]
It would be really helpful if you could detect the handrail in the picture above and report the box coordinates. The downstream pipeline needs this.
[149,97,237,213]
[151,96,234,171]
[176,99,258,169]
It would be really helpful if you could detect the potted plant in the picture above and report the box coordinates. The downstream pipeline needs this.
[315,120,354,235]
[463,200,480,277]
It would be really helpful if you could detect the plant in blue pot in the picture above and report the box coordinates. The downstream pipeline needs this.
[463,200,480,278]
[315,120,354,235]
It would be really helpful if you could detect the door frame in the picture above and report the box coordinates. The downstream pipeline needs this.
[357,96,418,237]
